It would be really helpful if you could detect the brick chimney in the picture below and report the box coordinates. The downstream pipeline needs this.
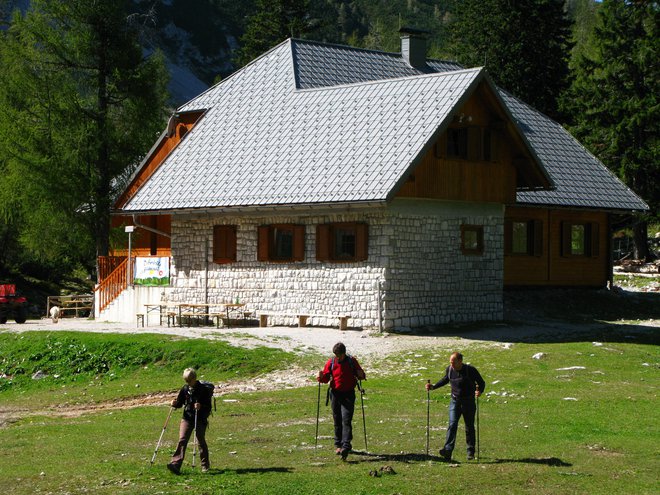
[399,27,428,69]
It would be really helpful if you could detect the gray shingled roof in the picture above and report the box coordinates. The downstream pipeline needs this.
[120,39,647,214]
[499,91,648,210]
[292,40,463,89]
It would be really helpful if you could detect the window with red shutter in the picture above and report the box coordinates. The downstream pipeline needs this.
[316,222,368,262]
[257,224,305,262]
[213,225,237,264]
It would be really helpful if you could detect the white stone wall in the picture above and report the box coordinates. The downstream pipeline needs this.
[382,200,504,331]
[168,199,503,331]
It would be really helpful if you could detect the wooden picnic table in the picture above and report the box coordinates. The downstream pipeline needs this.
[177,302,248,328]
[140,302,250,328]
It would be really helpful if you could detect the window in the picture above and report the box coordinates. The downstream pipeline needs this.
[504,219,543,256]
[562,221,599,257]
[443,126,497,162]
[213,225,237,264]
[461,225,484,255]
[257,224,305,262]
[316,223,368,262]
[447,128,468,159]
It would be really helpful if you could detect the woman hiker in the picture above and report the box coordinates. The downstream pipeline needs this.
[167,368,214,474]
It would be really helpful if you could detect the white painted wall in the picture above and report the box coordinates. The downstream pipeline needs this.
[96,286,172,324]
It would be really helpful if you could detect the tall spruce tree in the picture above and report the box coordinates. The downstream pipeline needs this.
[235,0,313,67]
[448,0,572,120]
[0,1,169,276]
[563,0,659,260]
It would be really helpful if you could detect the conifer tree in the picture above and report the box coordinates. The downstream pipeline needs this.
[0,0,169,274]
[235,0,313,68]
[563,0,659,260]
[449,0,572,120]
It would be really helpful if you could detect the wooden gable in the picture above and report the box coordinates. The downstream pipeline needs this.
[396,80,550,204]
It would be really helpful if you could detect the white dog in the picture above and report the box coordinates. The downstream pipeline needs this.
[50,306,60,323]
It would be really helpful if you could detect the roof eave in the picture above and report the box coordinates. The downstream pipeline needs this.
[113,199,388,217]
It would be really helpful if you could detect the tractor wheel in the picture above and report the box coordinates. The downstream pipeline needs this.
[14,307,27,324]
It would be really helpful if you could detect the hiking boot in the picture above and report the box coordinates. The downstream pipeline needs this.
[340,448,349,461]
[439,448,452,461]
[467,453,475,461]
[166,463,180,475]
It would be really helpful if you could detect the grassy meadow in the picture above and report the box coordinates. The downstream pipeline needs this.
[0,325,658,495]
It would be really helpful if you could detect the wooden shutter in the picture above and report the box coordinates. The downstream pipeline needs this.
[561,222,571,257]
[316,224,330,261]
[434,133,446,159]
[503,219,513,254]
[213,225,237,264]
[355,223,369,261]
[589,222,600,257]
[468,126,481,161]
[292,225,305,261]
[532,220,543,256]
[257,226,270,261]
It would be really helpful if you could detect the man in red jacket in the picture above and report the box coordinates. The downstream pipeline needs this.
[317,342,366,460]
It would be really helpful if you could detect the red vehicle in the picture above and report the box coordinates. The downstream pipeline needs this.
[0,284,27,324]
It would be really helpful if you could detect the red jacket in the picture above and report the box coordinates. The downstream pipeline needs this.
[318,356,365,392]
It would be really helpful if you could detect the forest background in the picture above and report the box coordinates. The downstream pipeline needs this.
[0,0,657,309]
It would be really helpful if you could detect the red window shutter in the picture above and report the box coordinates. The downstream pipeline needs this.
[213,225,237,264]
[316,224,330,261]
[532,220,543,256]
[293,225,305,261]
[257,226,270,261]
[355,223,369,261]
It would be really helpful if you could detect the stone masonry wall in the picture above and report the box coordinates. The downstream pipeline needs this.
[169,199,503,331]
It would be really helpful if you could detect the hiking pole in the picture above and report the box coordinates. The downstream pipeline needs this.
[476,383,480,462]
[358,380,368,452]
[150,406,174,466]
[314,380,321,450]
[192,408,198,469]
[426,380,430,456]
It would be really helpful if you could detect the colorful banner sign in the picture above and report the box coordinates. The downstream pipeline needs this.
[133,257,170,286]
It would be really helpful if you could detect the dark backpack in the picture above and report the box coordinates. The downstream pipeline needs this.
[200,380,217,413]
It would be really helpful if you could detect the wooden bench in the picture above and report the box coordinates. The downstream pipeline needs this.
[178,312,254,328]
[258,313,350,330]
[180,312,224,328]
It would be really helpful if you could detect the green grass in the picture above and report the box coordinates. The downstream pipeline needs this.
[1,332,659,494]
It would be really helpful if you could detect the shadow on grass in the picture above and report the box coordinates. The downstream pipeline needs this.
[205,467,293,475]
[348,452,572,468]
[346,450,445,463]
[491,457,572,467]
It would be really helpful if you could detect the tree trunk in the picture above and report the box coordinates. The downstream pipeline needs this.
[632,220,651,261]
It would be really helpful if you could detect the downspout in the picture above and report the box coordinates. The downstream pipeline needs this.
[607,214,613,289]
[204,238,209,307]
[377,280,383,332]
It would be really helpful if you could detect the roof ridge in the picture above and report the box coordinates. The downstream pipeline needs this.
[290,37,460,66]
[295,66,483,93]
